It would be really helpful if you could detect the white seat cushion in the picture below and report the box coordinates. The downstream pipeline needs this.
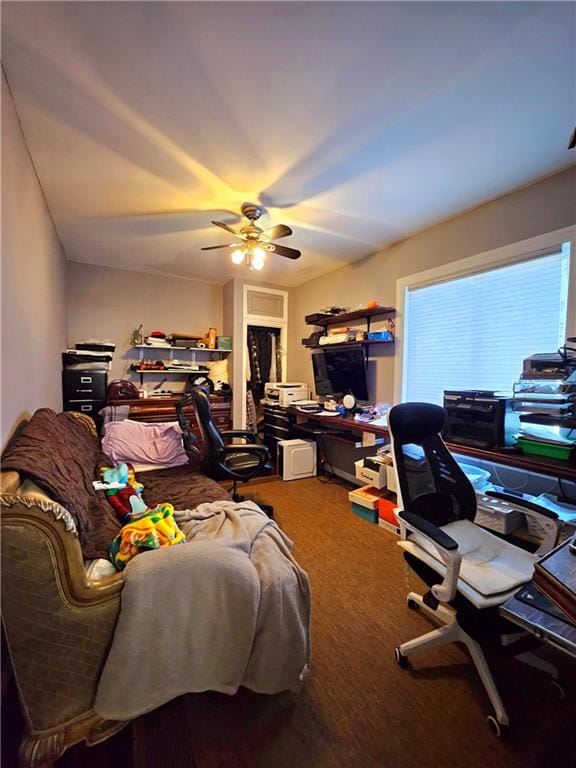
[409,519,537,597]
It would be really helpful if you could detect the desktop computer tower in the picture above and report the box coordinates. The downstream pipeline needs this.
[278,439,317,481]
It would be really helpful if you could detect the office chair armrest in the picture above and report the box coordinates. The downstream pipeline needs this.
[398,510,462,603]
[220,430,258,443]
[221,444,269,480]
[401,511,459,550]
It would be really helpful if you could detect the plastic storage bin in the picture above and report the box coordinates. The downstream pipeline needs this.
[457,462,491,489]
[516,437,574,461]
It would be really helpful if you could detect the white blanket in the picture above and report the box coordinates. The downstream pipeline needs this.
[95,501,311,720]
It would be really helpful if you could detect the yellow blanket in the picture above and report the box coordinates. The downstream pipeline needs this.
[108,503,185,570]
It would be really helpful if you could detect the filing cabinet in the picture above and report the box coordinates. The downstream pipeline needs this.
[62,370,108,419]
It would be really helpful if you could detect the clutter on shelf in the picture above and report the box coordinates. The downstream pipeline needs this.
[512,341,576,460]
[62,340,116,371]
[130,327,232,351]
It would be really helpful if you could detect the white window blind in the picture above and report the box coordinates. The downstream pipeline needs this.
[403,247,570,405]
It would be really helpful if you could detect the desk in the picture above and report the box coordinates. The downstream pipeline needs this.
[107,395,232,435]
[500,593,576,660]
[287,407,576,482]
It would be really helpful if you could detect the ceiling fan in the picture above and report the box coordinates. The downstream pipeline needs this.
[201,202,301,271]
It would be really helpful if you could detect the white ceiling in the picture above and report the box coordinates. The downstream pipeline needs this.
[3,1,575,287]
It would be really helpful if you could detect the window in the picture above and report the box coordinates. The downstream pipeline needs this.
[399,237,572,405]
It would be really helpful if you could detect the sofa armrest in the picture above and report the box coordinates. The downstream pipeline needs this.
[1,496,122,738]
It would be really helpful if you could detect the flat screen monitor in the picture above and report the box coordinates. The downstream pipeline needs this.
[312,346,369,401]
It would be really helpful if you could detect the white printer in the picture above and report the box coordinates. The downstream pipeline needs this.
[264,382,309,407]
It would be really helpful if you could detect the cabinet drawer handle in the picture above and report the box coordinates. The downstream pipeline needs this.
[80,377,93,384]
[79,389,93,393]
[80,404,93,412]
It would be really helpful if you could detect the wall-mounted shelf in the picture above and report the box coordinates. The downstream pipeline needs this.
[133,345,231,353]
[303,306,396,353]
[305,306,395,328]
[130,344,229,386]
[303,339,395,350]
[130,367,209,373]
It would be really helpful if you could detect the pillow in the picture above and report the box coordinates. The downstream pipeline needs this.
[102,420,189,467]
[206,358,229,386]
[85,558,118,581]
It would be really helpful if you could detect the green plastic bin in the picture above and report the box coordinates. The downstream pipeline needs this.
[516,437,574,461]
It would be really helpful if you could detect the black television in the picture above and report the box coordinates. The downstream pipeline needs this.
[312,346,369,401]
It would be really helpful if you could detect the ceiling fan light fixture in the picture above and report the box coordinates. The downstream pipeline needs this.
[250,245,266,271]
[207,203,300,267]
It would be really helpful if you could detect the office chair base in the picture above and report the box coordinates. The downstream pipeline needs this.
[398,591,510,729]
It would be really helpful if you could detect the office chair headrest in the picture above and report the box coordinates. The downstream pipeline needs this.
[389,402,447,444]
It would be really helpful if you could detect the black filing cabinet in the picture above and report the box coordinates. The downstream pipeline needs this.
[62,370,107,420]
[262,405,296,459]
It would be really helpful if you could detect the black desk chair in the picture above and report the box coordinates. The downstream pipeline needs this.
[177,387,274,518]
[388,402,561,735]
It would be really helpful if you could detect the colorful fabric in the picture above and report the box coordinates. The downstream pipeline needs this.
[107,487,148,522]
[101,462,145,522]
[108,503,186,571]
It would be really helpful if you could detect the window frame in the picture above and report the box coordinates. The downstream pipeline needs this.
[394,225,576,403]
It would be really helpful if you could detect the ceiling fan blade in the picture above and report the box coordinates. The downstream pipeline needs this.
[262,224,293,240]
[211,220,242,237]
[201,244,236,250]
[268,243,301,260]
[91,210,239,237]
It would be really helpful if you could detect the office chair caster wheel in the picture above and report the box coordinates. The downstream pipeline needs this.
[394,648,410,669]
[407,597,418,611]
[486,716,508,738]
[549,680,565,700]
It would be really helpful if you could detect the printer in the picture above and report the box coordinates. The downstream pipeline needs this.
[264,382,310,407]
[443,390,519,449]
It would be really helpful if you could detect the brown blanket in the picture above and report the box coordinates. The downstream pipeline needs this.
[2,409,232,560]
[2,409,120,558]
[141,463,230,510]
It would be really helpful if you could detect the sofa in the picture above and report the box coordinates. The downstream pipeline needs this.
[1,408,234,767]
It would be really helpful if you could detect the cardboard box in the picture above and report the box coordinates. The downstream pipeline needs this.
[386,466,397,493]
[354,459,386,489]
[378,517,400,535]
[348,485,387,508]
[348,485,388,524]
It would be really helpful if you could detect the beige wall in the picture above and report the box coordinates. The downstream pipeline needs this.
[66,262,223,392]
[288,166,576,402]
[1,74,67,448]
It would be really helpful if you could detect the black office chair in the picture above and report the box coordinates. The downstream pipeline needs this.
[177,387,274,517]
[388,402,561,735]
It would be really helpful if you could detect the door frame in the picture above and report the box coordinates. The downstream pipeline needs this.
[240,284,288,428]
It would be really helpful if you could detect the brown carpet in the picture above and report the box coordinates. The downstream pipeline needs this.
[37,477,576,767]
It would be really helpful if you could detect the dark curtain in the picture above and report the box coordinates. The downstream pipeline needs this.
[247,326,281,403]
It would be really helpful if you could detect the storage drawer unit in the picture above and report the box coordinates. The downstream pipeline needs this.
[63,370,107,402]
[62,370,107,420]
[262,406,296,458]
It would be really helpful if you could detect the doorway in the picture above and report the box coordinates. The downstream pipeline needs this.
[240,285,288,428]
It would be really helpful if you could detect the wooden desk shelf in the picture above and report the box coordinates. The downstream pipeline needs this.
[288,407,576,482]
